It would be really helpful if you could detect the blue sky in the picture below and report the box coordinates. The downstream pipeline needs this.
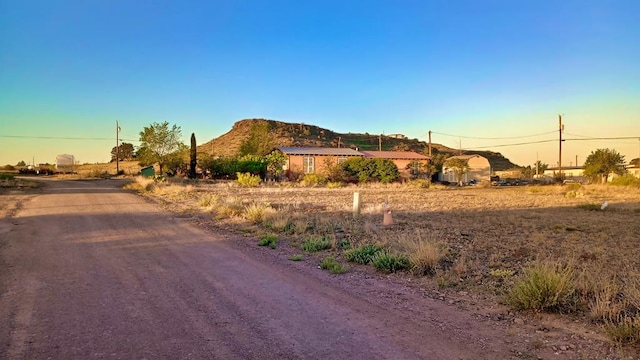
[1,0,639,167]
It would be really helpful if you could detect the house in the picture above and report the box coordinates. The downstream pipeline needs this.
[543,166,587,183]
[626,164,640,178]
[277,147,363,180]
[440,154,491,183]
[359,151,430,179]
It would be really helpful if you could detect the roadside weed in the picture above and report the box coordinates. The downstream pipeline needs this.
[301,237,331,252]
[320,257,346,274]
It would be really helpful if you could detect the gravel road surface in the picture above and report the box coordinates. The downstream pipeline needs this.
[1,179,531,359]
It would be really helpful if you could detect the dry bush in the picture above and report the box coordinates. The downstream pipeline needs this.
[198,193,220,208]
[217,197,244,218]
[124,176,156,192]
[507,260,578,313]
[263,212,293,233]
[407,240,445,276]
[243,202,275,223]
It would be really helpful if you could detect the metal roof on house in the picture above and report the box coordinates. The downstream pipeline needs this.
[359,151,430,160]
[277,147,363,156]
[446,154,486,161]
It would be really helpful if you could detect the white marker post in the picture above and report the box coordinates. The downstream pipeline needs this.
[353,192,361,218]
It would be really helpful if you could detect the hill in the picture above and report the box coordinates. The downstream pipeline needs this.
[198,119,519,170]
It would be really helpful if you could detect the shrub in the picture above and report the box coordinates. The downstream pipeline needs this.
[198,193,219,207]
[236,172,261,187]
[326,181,343,189]
[301,237,331,252]
[408,241,443,276]
[243,202,274,222]
[344,244,383,264]
[371,251,411,274]
[341,157,399,183]
[507,261,577,312]
[301,173,327,186]
[320,257,346,274]
[408,179,430,189]
[604,315,640,344]
[258,234,278,249]
[610,174,640,188]
[0,173,15,180]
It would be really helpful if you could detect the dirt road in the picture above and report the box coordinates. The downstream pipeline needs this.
[0,179,575,359]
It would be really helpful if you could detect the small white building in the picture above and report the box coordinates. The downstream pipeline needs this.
[56,154,75,173]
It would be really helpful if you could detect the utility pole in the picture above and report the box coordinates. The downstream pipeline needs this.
[337,137,341,148]
[558,115,563,174]
[116,120,120,174]
[428,131,432,157]
[378,134,382,151]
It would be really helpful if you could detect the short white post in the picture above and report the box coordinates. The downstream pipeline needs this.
[383,202,394,226]
[353,192,361,217]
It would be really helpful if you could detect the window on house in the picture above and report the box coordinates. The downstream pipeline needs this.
[303,156,315,173]
[337,157,347,164]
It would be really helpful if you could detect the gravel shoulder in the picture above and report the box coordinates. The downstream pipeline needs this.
[0,178,636,359]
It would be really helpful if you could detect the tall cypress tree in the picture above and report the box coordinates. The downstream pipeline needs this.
[189,133,197,179]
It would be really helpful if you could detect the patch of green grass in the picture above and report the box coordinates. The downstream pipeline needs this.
[301,237,331,252]
[507,261,577,313]
[320,257,346,274]
[371,251,411,274]
[0,173,15,180]
[344,244,382,264]
[258,234,278,249]
[288,255,303,261]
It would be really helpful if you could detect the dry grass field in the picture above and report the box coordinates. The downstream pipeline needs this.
[127,177,640,347]
[66,161,144,178]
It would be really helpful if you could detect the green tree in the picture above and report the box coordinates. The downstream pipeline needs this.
[111,142,135,162]
[189,133,197,179]
[16,160,26,166]
[266,150,287,180]
[444,157,470,186]
[533,160,548,176]
[583,148,626,183]
[341,158,399,183]
[163,144,189,176]
[138,121,184,175]
[631,158,640,166]
[239,122,273,156]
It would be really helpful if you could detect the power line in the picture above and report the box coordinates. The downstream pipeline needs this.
[0,135,139,142]
[431,130,556,140]
[564,136,640,141]
[458,138,557,150]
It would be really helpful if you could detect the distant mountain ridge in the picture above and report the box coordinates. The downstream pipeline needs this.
[198,119,519,170]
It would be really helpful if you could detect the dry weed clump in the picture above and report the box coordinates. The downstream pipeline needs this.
[507,260,578,313]
[242,202,276,223]
[406,240,445,276]
[124,176,156,192]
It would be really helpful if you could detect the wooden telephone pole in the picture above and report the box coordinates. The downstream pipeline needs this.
[428,131,432,157]
[116,120,120,174]
[558,115,563,175]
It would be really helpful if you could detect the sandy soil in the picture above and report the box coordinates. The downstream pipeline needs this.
[0,179,637,359]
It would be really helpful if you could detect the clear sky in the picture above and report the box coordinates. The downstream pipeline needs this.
[1,0,639,167]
